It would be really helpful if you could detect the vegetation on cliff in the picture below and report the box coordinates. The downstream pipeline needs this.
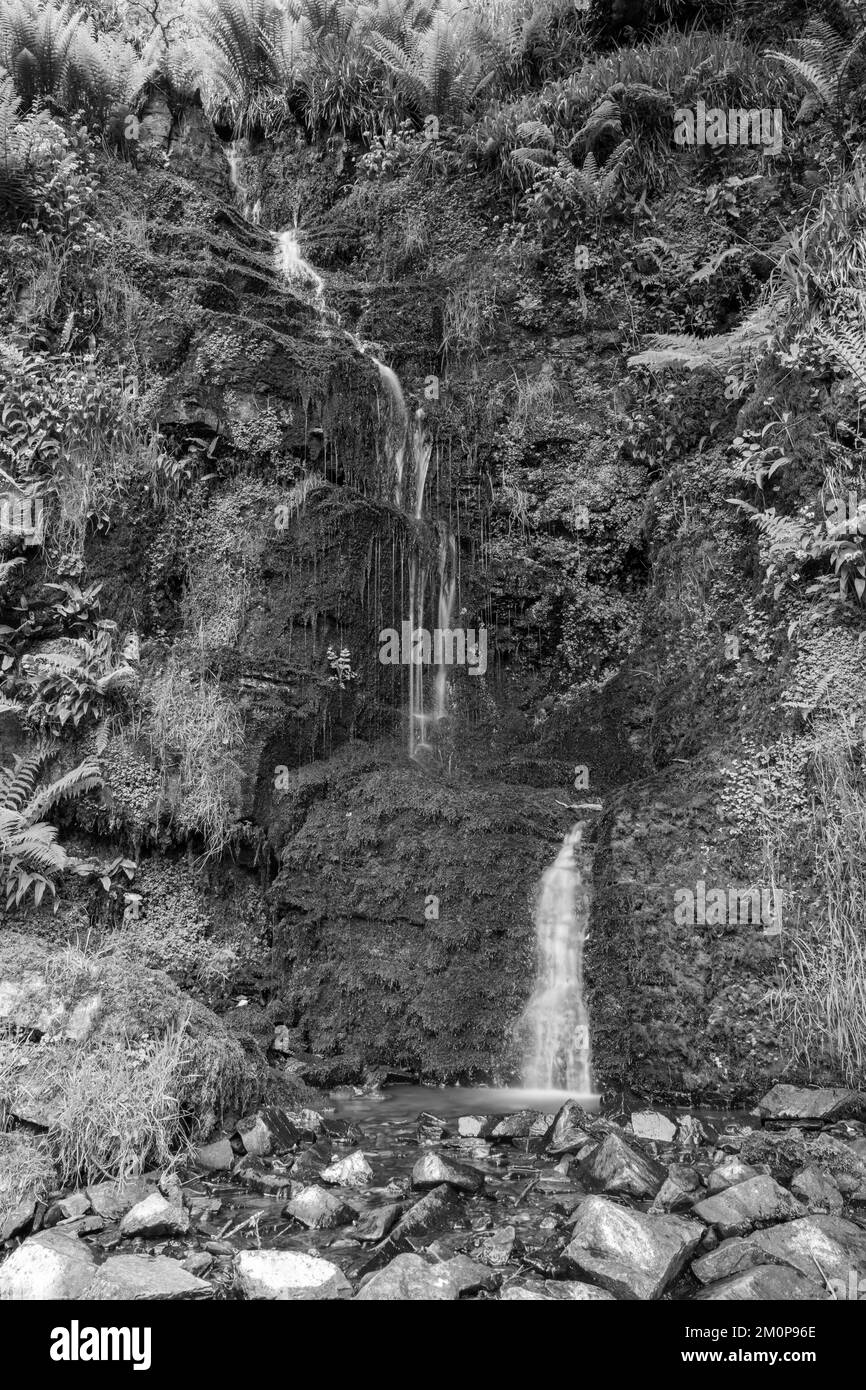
[1,0,866,1205]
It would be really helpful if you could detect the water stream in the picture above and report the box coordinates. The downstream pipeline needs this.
[519,824,594,1094]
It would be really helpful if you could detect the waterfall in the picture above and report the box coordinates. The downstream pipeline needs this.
[519,823,593,1093]
[226,142,259,224]
[372,357,409,506]
[433,530,456,724]
[275,229,325,306]
[232,161,467,761]
[412,412,431,521]
[408,556,427,759]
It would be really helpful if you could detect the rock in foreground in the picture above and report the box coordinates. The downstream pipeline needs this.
[564,1195,703,1300]
[235,1250,350,1300]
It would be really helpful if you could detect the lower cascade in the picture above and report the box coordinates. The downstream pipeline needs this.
[519,823,593,1094]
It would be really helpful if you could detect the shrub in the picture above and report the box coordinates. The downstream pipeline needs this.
[148,657,246,857]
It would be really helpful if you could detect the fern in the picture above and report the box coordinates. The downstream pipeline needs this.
[24,756,101,823]
[0,0,81,109]
[629,306,776,374]
[368,10,496,122]
[199,0,288,131]
[766,16,866,124]
[571,138,632,217]
[819,324,866,406]
[0,749,102,908]
[569,98,623,155]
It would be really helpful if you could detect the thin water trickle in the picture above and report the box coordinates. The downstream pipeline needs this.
[433,530,457,724]
[248,175,463,761]
[520,823,593,1093]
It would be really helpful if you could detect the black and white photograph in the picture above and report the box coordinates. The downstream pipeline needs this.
[0,0,864,1355]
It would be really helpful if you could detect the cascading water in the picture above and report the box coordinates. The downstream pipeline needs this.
[519,823,593,1093]
[433,530,457,725]
[407,556,427,759]
[372,358,409,506]
[226,142,260,225]
[412,413,432,521]
[227,147,462,760]
[275,229,325,307]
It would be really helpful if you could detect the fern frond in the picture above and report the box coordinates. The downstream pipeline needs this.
[765,51,835,106]
[0,751,43,811]
[23,757,102,824]
[819,324,866,403]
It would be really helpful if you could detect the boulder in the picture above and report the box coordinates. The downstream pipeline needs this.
[706,1158,762,1196]
[578,1131,665,1199]
[355,1253,460,1301]
[477,1225,518,1267]
[235,1108,300,1158]
[120,1193,190,1240]
[88,1255,210,1300]
[291,1143,331,1181]
[630,1111,677,1144]
[695,1266,830,1300]
[0,1229,97,1299]
[486,1110,541,1141]
[358,1185,461,1272]
[500,1279,616,1301]
[650,1163,704,1214]
[319,1150,373,1188]
[748,1214,866,1287]
[43,1192,91,1228]
[543,1100,594,1157]
[284,1185,354,1230]
[234,1158,294,1197]
[435,1255,500,1296]
[0,1196,37,1242]
[417,1112,448,1143]
[411,1152,484,1194]
[457,1115,489,1138]
[351,1204,404,1243]
[194,1138,235,1172]
[676,1115,708,1147]
[691,1175,803,1238]
[790,1167,844,1215]
[757,1085,865,1126]
[319,1117,364,1145]
[283,1109,326,1140]
[86,1177,156,1221]
[564,1195,703,1300]
[234,1249,350,1300]
[691,1237,771,1285]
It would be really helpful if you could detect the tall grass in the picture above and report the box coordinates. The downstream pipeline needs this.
[772,712,866,1084]
[771,156,866,336]
[48,1024,193,1185]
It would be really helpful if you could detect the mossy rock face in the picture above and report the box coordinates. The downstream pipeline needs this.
[585,754,821,1107]
[270,751,566,1080]
[0,933,266,1132]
